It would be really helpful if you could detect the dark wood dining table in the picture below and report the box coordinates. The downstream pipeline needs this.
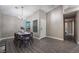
[14,32,33,48]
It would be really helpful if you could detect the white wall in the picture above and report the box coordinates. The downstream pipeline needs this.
[47,6,64,40]
[39,10,46,39]
[65,22,68,33]
[67,22,72,34]
[0,14,2,39]
[27,10,46,39]
[76,11,79,44]
[27,10,40,38]
[65,21,74,35]
[0,14,21,39]
[72,21,74,36]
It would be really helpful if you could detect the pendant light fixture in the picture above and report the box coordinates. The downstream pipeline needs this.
[15,6,24,20]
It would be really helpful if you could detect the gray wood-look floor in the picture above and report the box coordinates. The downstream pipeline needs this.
[0,37,79,53]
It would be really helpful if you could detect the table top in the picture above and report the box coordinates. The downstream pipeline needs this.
[16,32,31,35]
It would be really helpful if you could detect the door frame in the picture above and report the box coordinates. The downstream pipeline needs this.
[63,14,77,43]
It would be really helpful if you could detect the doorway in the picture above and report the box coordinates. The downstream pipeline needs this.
[64,12,76,43]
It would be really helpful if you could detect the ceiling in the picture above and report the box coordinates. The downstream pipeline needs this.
[63,5,78,21]
[63,5,79,14]
[0,5,58,18]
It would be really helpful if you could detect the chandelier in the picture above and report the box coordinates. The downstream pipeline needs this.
[15,6,24,20]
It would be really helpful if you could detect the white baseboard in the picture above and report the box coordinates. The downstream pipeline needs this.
[47,36,64,41]
[0,36,64,41]
[33,36,41,40]
[33,36,46,40]
[0,36,14,41]
[39,36,46,39]
[39,37,46,40]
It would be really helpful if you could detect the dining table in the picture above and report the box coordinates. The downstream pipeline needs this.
[14,32,33,48]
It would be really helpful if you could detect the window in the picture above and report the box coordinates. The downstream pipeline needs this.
[25,21,30,31]
[33,20,38,32]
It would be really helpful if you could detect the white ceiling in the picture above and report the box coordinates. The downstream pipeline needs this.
[0,5,58,18]
[63,5,79,14]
